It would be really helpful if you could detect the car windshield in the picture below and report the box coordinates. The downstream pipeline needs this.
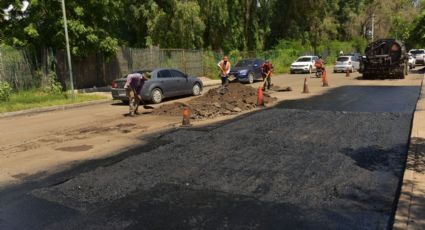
[411,50,424,54]
[297,57,312,62]
[337,57,349,62]
[235,60,254,67]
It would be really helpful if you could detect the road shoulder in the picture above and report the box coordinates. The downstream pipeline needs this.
[394,74,425,229]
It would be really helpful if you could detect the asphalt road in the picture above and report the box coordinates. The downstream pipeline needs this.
[0,71,423,230]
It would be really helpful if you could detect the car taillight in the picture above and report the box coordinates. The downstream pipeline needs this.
[111,81,117,88]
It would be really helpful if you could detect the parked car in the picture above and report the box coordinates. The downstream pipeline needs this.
[228,58,265,84]
[290,56,319,74]
[347,52,362,59]
[333,55,360,73]
[409,49,425,65]
[408,54,416,69]
[111,68,203,104]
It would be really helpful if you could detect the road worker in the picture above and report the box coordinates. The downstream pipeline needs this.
[124,72,147,116]
[261,60,274,91]
[217,56,231,86]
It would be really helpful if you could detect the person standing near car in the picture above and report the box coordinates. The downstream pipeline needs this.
[261,60,273,91]
[217,56,231,86]
[315,56,325,75]
[124,72,147,116]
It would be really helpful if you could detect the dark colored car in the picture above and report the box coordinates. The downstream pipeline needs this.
[228,58,265,84]
[111,68,203,104]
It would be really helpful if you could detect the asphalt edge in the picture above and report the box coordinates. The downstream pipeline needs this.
[393,74,425,229]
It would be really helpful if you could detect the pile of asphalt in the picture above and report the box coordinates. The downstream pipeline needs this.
[33,108,411,229]
[151,83,276,119]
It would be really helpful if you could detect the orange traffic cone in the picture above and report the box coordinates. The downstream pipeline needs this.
[322,69,329,87]
[302,78,310,93]
[257,86,264,107]
[181,107,192,127]
[345,68,350,77]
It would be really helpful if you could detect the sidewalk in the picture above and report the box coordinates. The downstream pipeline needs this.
[394,75,425,229]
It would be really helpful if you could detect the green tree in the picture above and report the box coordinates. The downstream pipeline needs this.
[0,0,121,57]
[408,12,425,47]
[148,0,205,49]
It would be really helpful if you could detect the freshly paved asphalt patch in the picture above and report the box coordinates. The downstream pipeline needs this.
[278,86,420,113]
[1,85,421,229]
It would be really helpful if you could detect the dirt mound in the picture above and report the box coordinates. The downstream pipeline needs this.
[152,83,277,119]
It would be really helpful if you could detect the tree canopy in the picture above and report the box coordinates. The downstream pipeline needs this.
[0,0,423,56]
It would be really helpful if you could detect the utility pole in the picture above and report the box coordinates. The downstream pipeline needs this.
[371,13,375,42]
[61,0,74,98]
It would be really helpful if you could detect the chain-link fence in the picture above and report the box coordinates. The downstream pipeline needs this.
[118,47,204,77]
[0,46,317,90]
[0,46,33,91]
[55,47,205,89]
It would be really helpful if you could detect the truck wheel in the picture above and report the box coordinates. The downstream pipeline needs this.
[363,73,370,79]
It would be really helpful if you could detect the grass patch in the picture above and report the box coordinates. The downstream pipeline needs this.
[0,90,108,113]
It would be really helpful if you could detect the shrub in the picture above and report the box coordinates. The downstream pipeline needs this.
[0,80,12,101]
[43,71,63,95]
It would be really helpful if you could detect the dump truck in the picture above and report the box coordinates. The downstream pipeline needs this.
[359,39,408,79]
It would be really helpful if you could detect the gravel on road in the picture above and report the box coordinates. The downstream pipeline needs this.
[151,83,277,119]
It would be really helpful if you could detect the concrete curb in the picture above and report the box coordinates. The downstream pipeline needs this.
[0,99,113,119]
[200,77,221,87]
[393,73,425,229]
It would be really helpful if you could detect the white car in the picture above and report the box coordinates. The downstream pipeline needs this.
[333,56,360,73]
[290,56,319,74]
[409,49,425,65]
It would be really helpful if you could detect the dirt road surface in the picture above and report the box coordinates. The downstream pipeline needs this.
[0,69,423,229]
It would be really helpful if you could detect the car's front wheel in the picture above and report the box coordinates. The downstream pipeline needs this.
[248,72,254,84]
[192,83,201,96]
[151,88,163,104]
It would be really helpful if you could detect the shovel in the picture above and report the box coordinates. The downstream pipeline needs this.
[140,99,154,109]
[133,89,155,109]
[143,105,155,109]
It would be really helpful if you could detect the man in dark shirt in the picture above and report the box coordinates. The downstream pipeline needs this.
[261,60,273,91]
[124,73,146,116]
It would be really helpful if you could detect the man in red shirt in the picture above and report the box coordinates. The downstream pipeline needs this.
[261,60,273,91]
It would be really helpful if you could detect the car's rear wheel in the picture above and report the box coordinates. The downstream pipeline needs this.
[248,72,254,84]
[151,88,163,104]
[192,83,201,96]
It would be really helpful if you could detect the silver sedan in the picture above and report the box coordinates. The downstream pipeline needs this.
[111,68,203,104]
